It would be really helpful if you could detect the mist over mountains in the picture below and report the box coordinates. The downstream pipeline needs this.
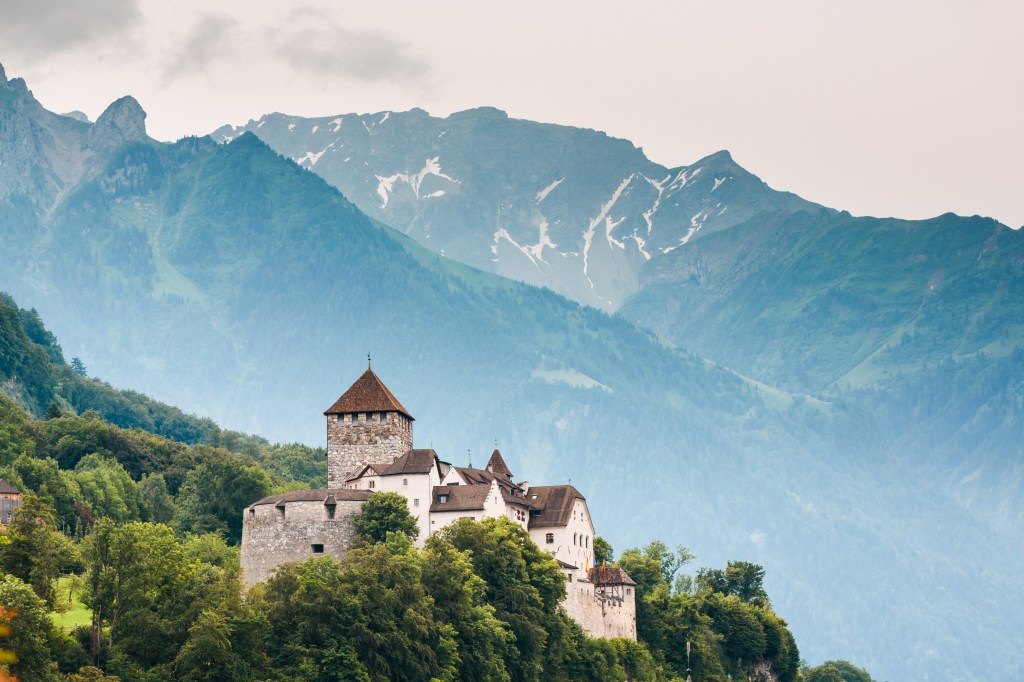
[2,64,1022,680]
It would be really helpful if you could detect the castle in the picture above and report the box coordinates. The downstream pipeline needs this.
[240,368,636,640]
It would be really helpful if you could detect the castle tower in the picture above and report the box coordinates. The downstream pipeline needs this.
[324,369,414,487]
[485,448,513,480]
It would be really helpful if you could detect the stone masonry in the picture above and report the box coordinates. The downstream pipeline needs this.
[326,412,413,486]
[242,368,636,640]
[241,489,368,585]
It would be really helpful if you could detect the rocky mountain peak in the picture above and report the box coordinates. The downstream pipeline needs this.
[0,62,6,84]
[88,95,148,149]
[62,110,91,123]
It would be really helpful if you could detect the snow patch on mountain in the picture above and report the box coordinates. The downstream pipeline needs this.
[531,368,612,393]
[375,157,460,208]
[662,210,710,253]
[536,178,564,202]
[713,177,728,192]
[527,220,558,259]
[295,143,333,167]
[491,219,559,267]
[638,174,671,260]
[330,117,343,132]
[668,166,702,191]
[583,176,633,279]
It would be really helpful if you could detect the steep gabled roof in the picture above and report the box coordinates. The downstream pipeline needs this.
[380,449,438,476]
[346,462,383,482]
[453,467,525,499]
[525,485,587,528]
[485,449,513,479]
[0,479,20,495]
[589,566,636,586]
[324,368,413,419]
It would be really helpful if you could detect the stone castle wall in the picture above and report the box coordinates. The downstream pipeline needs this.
[326,412,412,486]
[241,498,365,585]
[561,574,637,640]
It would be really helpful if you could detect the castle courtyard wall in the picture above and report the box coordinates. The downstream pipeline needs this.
[241,498,364,585]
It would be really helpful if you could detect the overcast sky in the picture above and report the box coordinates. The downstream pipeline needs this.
[2,0,1021,226]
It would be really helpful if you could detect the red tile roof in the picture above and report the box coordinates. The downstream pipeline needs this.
[323,369,414,419]
[485,449,513,478]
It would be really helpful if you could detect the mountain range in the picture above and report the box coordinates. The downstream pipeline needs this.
[2,62,1022,681]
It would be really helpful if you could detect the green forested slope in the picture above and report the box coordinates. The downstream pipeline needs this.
[1,68,1021,679]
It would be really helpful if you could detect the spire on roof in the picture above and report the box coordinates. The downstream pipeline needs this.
[323,368,414,420]
[486,448,513,479]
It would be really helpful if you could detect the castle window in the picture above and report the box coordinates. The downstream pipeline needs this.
[403,478,408,486]
[248,507,255,515]
[626,588,632,595]
[276,505,285,521]
[585,536,589,548]
[413,498,420,507]
[439,494,449,504]
[368,480,375,489]
[311,544,324,554]
[546,533,554,544]
[380,413,388,423]
[325,504,336,520]
[573,533,577,545]
[567,573,573,582]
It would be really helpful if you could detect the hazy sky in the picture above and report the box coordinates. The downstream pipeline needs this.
[2,0,1021,226]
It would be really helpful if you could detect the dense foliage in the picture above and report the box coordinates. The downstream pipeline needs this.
[0,297,878,681]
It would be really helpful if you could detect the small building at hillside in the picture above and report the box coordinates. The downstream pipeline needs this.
[0,479,23,526]
[240,368,636,640]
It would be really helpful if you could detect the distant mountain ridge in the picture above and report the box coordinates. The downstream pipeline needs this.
[2,63,1022,681]
[212,108,822,310]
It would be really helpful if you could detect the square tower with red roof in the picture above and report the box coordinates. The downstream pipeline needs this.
[323,369,415,487]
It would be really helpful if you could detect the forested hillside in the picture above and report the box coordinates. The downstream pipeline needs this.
[1,63,1022,680]
[0,295,865,682]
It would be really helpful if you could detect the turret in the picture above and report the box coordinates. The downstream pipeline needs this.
[323,369,414,486]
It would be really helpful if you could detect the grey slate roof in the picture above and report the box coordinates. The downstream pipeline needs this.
[247,488,369,509]
[0,479,20,495]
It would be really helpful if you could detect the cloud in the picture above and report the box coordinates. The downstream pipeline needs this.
[749,530,767,548]
[160,14,239,84]
[273,9,429,84]
[0,0,141,59]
